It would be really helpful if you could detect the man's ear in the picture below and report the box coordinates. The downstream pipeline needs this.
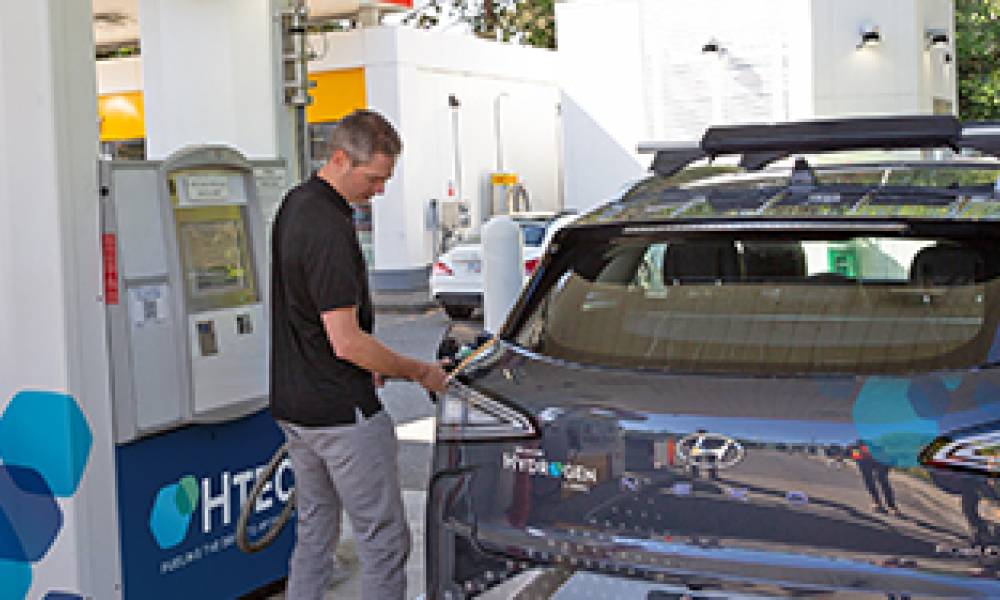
[329,149,351,173]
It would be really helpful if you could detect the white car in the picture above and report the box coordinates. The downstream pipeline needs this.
[430,212,576,319]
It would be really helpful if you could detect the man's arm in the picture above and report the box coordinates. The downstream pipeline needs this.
[322,306,449,393]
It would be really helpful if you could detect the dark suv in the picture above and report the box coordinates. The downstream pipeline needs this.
[427,116,1000,599]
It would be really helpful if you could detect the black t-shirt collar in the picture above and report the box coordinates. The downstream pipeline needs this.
[310,174,353,219]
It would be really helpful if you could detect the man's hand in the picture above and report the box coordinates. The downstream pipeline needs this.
[416,362,449,394]
[323,307,451,388]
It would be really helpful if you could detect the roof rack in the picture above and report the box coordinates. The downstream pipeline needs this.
[639,115,1000,177]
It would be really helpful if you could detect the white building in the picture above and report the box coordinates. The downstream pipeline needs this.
[96,26,561,291]
[557,0,957,211]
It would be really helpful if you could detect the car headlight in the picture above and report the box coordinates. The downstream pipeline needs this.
[436,380,538,442]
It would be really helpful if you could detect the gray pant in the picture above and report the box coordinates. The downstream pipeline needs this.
[279,411,410,600]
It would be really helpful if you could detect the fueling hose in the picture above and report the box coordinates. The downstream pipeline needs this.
[236,442,296,554]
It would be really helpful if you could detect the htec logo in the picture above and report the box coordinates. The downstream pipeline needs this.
[148,457,293,550]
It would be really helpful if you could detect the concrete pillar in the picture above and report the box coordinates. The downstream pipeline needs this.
[139,0,296,164]
[0,2,120,599]
[482,216,523,334]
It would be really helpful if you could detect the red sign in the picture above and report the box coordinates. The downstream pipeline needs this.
[102,233,119,305]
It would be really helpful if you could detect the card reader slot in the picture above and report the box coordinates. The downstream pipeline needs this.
[196,320,218,356]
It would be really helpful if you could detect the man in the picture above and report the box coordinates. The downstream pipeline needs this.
[270,109,449,600]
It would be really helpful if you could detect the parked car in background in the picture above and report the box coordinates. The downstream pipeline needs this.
[427,116,1000,598]
[430,211,576,319]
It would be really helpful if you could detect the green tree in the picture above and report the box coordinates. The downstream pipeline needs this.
[956,0,1000,120]
[495,0,555,49]
[402,0,555,49]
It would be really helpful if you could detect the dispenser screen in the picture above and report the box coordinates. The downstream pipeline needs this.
[175,205,258,311]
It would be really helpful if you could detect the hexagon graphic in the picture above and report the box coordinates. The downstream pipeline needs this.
[0,559,31,600]
[0,465,62,563]
[149,476,199,549]
[0,391,92,497]
[853,377,939,468]
[175,476,199,515]
[906,376,951,420]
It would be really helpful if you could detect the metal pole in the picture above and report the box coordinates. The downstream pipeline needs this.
[295,104,310,181]
[449,94,463,202]
[494,92,508,172]
[280,1,313,182]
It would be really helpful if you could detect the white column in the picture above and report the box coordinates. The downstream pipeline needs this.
[0,2,119,599]
[482,216,524,334]
[139,0,294,161]
[363,28,419,282]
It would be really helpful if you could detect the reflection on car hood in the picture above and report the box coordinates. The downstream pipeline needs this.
[429,339,1000,598]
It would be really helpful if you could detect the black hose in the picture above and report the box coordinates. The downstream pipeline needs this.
[236,443,296,554]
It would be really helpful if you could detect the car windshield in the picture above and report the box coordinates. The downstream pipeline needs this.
[700,438,727,450]
[513,225,1000,375]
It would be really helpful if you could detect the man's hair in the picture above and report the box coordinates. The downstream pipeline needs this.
[327,109,402,164]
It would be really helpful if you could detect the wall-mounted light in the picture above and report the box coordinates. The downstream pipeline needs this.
[856,25,881,49]
[925,29,950,50]
[702,39,722,54]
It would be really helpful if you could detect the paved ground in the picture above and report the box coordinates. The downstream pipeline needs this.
[266,307,480,600]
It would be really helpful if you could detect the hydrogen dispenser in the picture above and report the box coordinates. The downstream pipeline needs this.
[100,146,293,599]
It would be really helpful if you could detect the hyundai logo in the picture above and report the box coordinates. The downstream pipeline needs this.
[677,432,746,470]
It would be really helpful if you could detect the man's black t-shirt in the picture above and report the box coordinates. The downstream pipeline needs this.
[270,175,381,426]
